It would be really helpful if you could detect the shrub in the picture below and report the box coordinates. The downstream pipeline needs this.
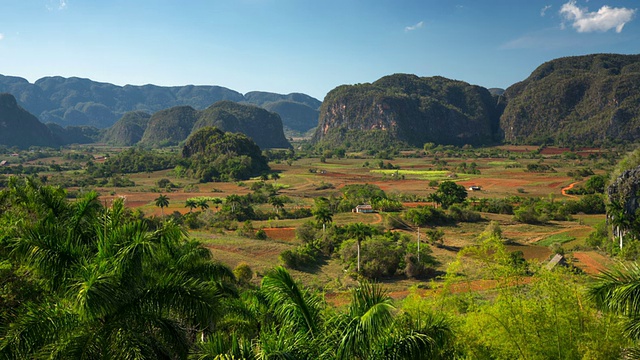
[280,242,321,270]
[233,262,253,284]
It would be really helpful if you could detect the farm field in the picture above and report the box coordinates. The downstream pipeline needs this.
[3,144,617,297]
[59,145,612,294]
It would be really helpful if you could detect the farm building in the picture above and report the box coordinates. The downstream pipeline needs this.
[0,160,7,167]
[468,186,481,191]
[353,204,374,213]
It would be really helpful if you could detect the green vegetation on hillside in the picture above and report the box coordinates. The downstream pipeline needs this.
[314,74,501,150]
[182,126,270,182]
[502,54,640,146]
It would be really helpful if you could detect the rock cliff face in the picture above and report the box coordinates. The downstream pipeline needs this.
[607,165,640,248]
[0,93,58,148]
[500,54,640,145]
[313,74,501,148]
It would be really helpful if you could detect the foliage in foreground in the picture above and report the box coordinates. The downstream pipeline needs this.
[0,178,635,359]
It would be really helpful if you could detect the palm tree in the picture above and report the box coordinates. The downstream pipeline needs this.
[589,263,640,353]
[313,206,333,234]
[155,194,170,217]
[1,181,235,358]
[268,196,285,215]
[197,198,210,211]
[185,198,198,212]
[346,222,374,273]
[607,200,632,249]
[211,197,223,208]
[335,281,394,359]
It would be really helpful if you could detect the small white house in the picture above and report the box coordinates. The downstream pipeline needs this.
[353,204,374,213]
[468,186,481,191]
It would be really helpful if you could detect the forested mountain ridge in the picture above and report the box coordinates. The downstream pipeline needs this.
[500,53,640,145]
[313,74,502,149]
[101,111,152,146]
[242,91,321,134]
[194,101,290,149]
[0,75,320,132]
[0,93,59,148]
[107,101,291,149]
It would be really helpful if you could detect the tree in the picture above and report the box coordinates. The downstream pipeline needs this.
[0,180,235,358]
[196,197,210,211]
[268,196,285,214]
[155,194,170,217]
[435,181,467,209]
[185,198,198,212]
[589,263,640,351]
[313,206,333,234]
[346,222,375,273]
[270,172,281,183]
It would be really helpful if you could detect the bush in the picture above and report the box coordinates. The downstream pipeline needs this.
[280,242,321,270]
[448,205,482,222]
[233,262,253,284]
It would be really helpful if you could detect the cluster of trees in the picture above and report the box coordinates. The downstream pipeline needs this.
[86,147,178,177]
[182,127,270,182]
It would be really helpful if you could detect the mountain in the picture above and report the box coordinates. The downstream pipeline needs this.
[243,91,321,134]
[0,75,321,132]
[243,91,322,109]
[194,101,290,148]
[102,111,152,146]
[127,101,290,149]
[500,54,640,145]
[262,100,319,134]
[0,93,59,148]
[139,106,199,147]
[313,74,501,149]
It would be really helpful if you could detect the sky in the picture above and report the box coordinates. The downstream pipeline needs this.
[0,0,638,100]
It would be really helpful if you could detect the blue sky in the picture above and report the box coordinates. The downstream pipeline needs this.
[0,0,638,100]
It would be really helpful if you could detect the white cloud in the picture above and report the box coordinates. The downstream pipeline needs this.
[560,1,636,33]
[47,0,68,11]
[404,21,424,32]
[0,34,4,41]
[541,5,552,17]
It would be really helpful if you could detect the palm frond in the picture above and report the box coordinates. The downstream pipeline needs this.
[261,266,320,336]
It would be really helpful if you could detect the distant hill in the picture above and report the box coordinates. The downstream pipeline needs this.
[0,93,58,148]
[0,75,321,132]
[102,111,152,146]
[313,74,501,149]
[139,106,199,147]
[109,101,290,149]
[501,54,640,145]
[261,100,319,134]
[194,101,290,148]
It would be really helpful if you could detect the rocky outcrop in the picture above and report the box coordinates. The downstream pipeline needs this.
[607,165,640,249]
[313,74,501,149]
[501,54,640,145]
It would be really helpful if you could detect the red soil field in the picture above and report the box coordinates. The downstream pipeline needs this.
[262,227,296,242]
